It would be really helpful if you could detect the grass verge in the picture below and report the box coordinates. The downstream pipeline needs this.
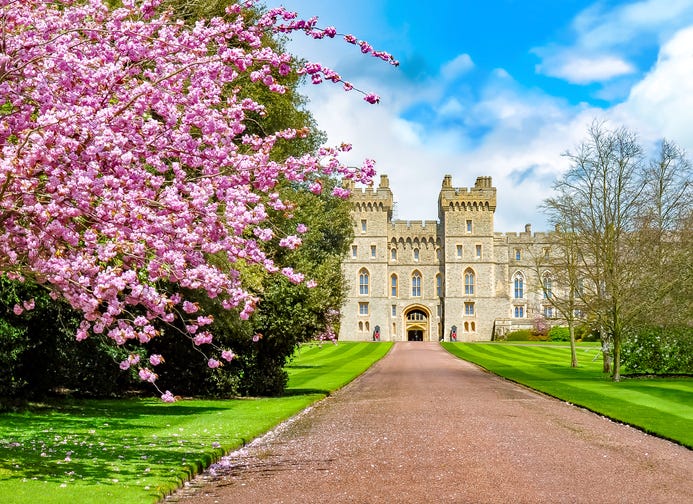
[0,342,392,503]
[442,342,693,448]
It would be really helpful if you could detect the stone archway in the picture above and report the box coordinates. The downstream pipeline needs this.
[404,306,430,342]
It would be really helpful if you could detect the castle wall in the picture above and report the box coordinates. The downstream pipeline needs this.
[339,174,555,342]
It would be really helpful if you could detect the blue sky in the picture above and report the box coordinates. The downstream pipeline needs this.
[277,0,693,230]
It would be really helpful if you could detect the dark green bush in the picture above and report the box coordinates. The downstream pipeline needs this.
[1,278,138,407]
[548,326,570,342]
[506,329,534,341]
[622,326,693,375]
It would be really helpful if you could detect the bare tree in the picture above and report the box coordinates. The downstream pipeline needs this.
[634,140,693,328]
[547,121,648,381]
[536,194,584,368]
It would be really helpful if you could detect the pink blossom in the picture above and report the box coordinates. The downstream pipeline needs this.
[149,354,164,366]
[306,279,318,288]
[138,368,157,383]
[207,358,221,369]
[0,0,394,401]
[221,350,236,362]
[279,235,302,250]
[161,390,176,403]
[296,223,308,234]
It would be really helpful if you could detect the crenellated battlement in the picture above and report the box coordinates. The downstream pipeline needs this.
[495,224,552,242]
[388,220,440,247]
[439,175,497,212]
[347,174,393,213]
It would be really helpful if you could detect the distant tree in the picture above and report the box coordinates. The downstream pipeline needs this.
[633,140,693,328]
[549,122,647,380]
[533,198,584,367]
[546,122,692,380]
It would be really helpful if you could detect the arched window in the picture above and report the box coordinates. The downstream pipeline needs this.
[513,272,524,299]
[412,271,422,297]
[391,248,397,261]
[391,274,398,297]
[413,248,420,261]
[464,269,475,295]
[543,273,553,299]
[359,269,369,295]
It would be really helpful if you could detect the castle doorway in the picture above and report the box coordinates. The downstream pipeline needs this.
[405,307,429,342]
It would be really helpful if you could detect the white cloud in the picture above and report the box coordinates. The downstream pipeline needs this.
[280,2,693,233]
[440,53,474,81]
[537,55,635,84]
[615,26,693,149]
[534,0,693,84]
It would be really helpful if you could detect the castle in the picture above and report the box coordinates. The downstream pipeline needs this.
[339,174,554,342]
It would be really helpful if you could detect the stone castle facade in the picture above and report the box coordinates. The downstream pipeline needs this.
[339,174,555,342]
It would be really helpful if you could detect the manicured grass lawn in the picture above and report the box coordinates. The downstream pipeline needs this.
[0,342,392,503]
[442,342,693,448]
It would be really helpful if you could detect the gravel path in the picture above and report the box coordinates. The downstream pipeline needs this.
[167,342,692,503]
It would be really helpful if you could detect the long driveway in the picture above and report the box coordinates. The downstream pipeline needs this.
[169,342,692,503]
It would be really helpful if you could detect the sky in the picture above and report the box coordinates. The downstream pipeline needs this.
[276,0,693,231]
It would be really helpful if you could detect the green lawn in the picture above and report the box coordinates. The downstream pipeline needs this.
[0,342,392,503]
[442,342,693,448]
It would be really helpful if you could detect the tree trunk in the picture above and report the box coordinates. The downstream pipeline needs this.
[569,322,578,368]
[611,333,621,382]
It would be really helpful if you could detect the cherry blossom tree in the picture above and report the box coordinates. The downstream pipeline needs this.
[0,0,397,399]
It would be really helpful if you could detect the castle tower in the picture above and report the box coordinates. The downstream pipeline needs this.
[438,176,499,340]
[339,175,393,341]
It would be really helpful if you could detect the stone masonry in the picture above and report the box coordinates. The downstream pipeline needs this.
[339,174,553,342]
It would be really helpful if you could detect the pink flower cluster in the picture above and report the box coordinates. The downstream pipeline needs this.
[0,0,395,398]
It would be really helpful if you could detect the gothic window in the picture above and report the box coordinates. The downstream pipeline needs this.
[514,305,524,318]
[464,269,475,295]
[475,244,482,258]
[359,269,369,295]
[464,302,475,316]
[391,248,397,261]
[411,271,422,297]
[514,273,524,299]
[351,245,357,258]
[456,244,463,258]
[515,248,521,260]
[370,245,376,258]
[466,219,473,233]
[436,274,443,297]
[361,219,367,233]
[543,273,553,299]
[413,248,420,261]
[391,274,398,297]
[359,302,369,315]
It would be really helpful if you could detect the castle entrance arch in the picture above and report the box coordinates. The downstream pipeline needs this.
[404,306,430,341]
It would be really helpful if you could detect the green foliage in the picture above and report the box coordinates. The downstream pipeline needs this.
[0,279,138,407]
[505,329,547,341]
[622,326,693,375]
[548,326,570,342]
[443,342,693,447]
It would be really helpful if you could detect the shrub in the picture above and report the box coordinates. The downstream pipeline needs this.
[506,329,534,341]
[548,326,571,342]
[622,326,693,375]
